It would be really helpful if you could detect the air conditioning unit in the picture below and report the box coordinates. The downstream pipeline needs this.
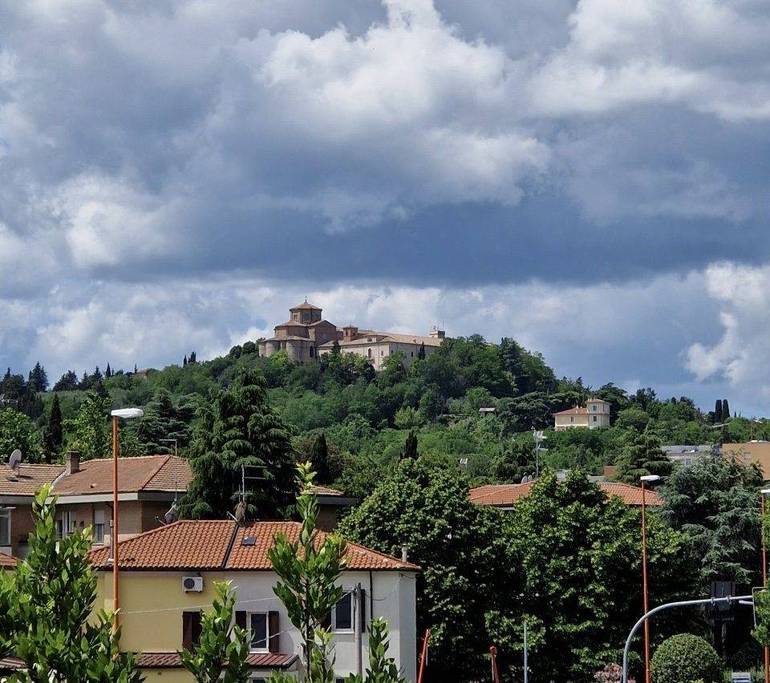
[182,576,203,592]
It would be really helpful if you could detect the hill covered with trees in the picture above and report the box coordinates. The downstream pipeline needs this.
[0,334,761,498]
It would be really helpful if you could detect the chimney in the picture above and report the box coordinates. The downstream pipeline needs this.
[66,451,80,475]
[401,545,408,563]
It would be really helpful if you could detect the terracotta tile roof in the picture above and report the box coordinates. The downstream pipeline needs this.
[137,652,297,669]
[320,331,442,348]
[290,301,322,311]
[0,553,18,568]
[309,485,345,497]
[553,406,589,416]
[470,481,663,508]
[89,520,235,570]
[90,520,419,572]
[0,463,64,496]
[53,455,190,496]
[228,522,417,571]
[0,656,23,672]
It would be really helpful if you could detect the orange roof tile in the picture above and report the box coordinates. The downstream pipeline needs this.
[228,522,418,571]
[309,485,345,497]
[53,455,191,496]
[90,520,418,572]
[89,520,235,570]
[0,553,18,568]
[469,481,663,508]
[0,463,64,496]
[137,652,297,669]
[553,406,589,416]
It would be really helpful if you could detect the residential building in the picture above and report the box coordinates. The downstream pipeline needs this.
[469,481,663,511]
[258,301,445,371]
[0,452,353,560]
[662,444,719,467]
[553,398,611,430]
[90,520,419,682]
[722,441,770,478]
[0,453,189,558]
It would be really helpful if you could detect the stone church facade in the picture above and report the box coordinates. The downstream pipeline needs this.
[258,301,445,370]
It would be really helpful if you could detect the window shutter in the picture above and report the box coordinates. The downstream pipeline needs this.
[235,611,247,630]
[359,589,366,632]
[268,611,280,653]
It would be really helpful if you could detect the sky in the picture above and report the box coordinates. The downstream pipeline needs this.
[2,0,770,414]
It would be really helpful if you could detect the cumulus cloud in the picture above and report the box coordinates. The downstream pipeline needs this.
[685,263,770,405]
[2,0,770,410]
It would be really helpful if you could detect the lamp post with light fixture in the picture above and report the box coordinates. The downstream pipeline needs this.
[761,487,770,683]
[640,474,660,683]
[110,407,143,632]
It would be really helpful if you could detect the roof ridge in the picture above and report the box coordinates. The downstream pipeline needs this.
[140,454,172,490]
[343,537,420,570]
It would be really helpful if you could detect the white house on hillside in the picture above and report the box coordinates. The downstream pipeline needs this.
[553,398,611,431]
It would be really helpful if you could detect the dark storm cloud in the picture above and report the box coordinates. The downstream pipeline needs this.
[2,0,770,409]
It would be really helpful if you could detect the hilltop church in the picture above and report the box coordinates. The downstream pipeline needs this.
[258,301,445,370]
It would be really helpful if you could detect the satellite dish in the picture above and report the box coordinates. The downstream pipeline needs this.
[8,450,22,471]
[164,501,178,525]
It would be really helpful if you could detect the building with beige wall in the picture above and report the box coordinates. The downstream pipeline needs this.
[258,301,445,370]
[90,520,418,682]
[553,398,611,431]
[722,441,770,478]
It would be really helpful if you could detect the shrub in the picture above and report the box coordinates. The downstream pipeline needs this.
[650,633,722,683]
[594,663,635,682]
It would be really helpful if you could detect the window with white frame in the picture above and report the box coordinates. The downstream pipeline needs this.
[249,613,269,652]
[331,591,353,632]
[0,508,10,546]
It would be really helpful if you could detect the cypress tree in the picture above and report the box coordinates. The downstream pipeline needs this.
[310,433,331,485]
[722,399,730,420]
[45,393,63,462]
[417,342,426,361]
[401,431,419,460]
[714,399,723,424]
[183,355,188,367]
[105,363,112,378]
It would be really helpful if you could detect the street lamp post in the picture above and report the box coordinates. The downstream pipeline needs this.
[761,488,770,683]
[110,408,144,633]
[640,474,660,683]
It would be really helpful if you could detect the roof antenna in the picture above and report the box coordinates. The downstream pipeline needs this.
[8,450,22,479]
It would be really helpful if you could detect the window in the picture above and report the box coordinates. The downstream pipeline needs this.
[367,348,372,359]
[592,416,597,423]
[0,509,10,546]
[250,613,269,651]
[309,347,314,358]
[93,509,105,544]
[592,404,597,411]
[570,417,574,423]
[332,592,353,632]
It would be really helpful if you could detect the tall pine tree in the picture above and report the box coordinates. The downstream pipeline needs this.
[722,398,730,420]
[180,369,295,520]
[309,433,331,485]
[27,362,48,393]
[44,394,63,462]
[714,399,723,424]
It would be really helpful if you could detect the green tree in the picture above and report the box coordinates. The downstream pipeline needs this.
[615,431,672,484]
[714,399,723,424]
[722,399,730,420]
[340,459,511,681]
[52,371,78,392]
[310,433,332,485]
[44,394,63,462]
[179,581,249,683]
[181,369,295,520]
[0,407,42,462]
[660,455,763,585]
[650,633,722,683]
[64,393,111,460]
[492,471,697,681]
[269,462,346,681]
[135,388,191,454]
[27,362,48,393]
[399,431,418,460]
[345,618,406,683]
[0,485,142,682]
